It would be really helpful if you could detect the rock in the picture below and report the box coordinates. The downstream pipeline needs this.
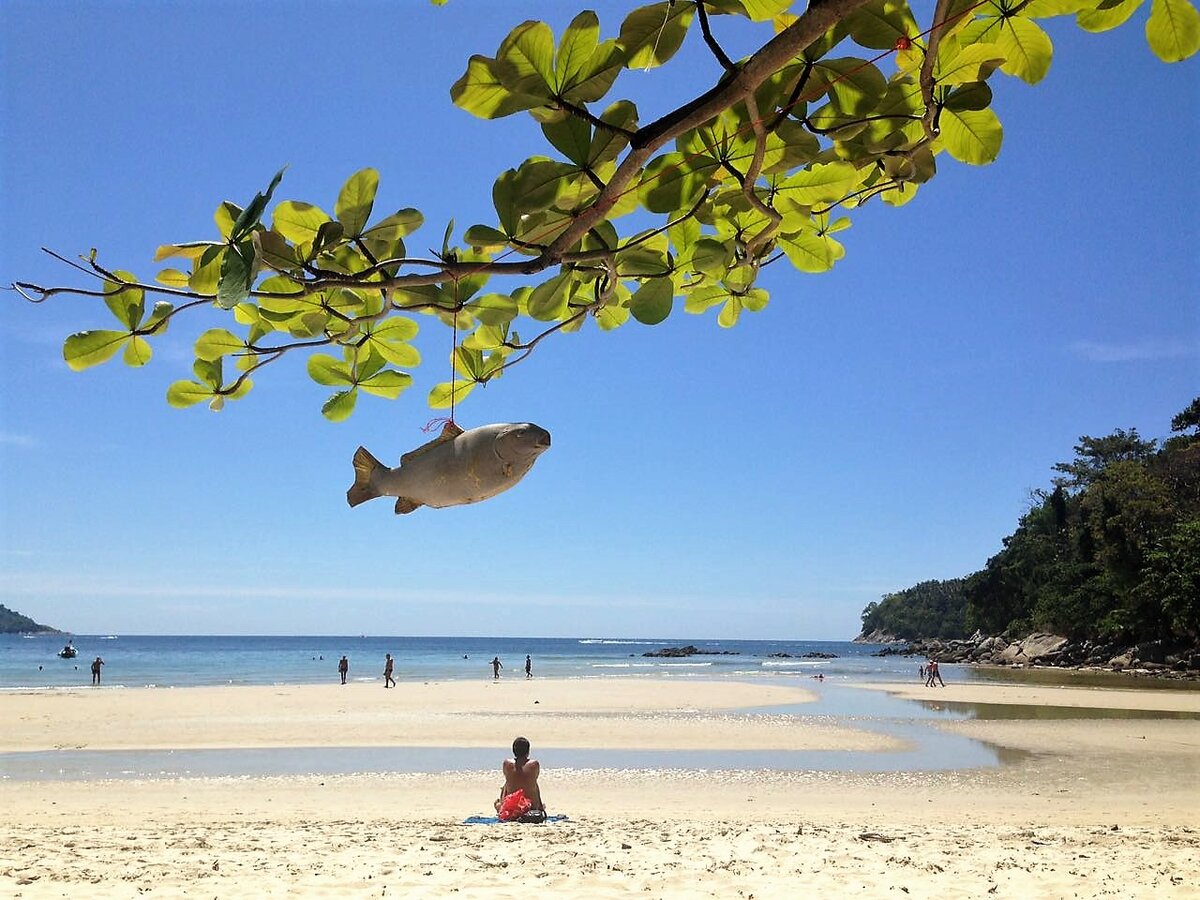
[642,645,739,658]
[802,651,838,659]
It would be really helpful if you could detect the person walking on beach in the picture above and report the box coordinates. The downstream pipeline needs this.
[383,653,396,688]
[926,659,945,687]
[90,656,104,685]
[338,655,349,685]
[494,736,546,823]
[491,656,503,680]
[525,655,532,679]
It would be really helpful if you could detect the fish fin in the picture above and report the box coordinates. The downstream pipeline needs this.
[347,446,384,507]
[400,424,461,466]
[395,496,423,515]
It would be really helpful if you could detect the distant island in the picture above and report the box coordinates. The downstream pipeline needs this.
[0,604,61,634]
[856,400,1200,678]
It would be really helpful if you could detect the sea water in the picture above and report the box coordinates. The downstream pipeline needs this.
[1,633,923,690]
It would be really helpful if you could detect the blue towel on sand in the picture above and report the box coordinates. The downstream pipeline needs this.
[463,815,570,825]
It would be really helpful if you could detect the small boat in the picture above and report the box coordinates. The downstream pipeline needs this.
[58,645,78,659]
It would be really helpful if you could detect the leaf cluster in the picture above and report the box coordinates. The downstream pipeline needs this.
[15,0,1198,418]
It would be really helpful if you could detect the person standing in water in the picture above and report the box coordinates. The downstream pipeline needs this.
[383,653,396,688]
[525,655,533,679]
[91,656,104,685]
[491,656,503,680]
[338,655,349,685]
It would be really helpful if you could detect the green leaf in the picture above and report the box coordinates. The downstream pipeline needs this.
[937,43,1008,86]
[272,201,332,244]
[145,301,174,330]
[155,268,190,288]
[939,106,1003,164]
[307,353,354,387]
[253,228,300,272]
[629,279,674,325]
[429,380,476,409]
[717,297,742,328]
[500,20,555,95]
[103,273,144,329]
[195,328,245,362]
[844,0,921,50]
[557,10,602,89]
[451,55,547,119]
[122,336,153,367]
[589,100,638,167]
[322,389,358,422]
[469,292,520,325]
[691,238,732,276]
[230,165,287,241]
[1146,0,1200,60]
[214,201,241,240]
[167,380,213,408]
[464,225,511,250]
[776,231,839,273]
[64,330,127,371]
[365,318,421,368]
[217,240,255,309]
[335,168,380,236]
[1077,0,1143,31]
[154,241,221,263]
[639,152,718,213]
[558,14,624,103]
[166,381,213,408]
[619,2,694,69]
[360,209,424,242]
[527,272,571,321]
[359,369,413,399]
[993,16,1054,84]
[776,162,861,208]
[594,304,630,331]
[541,115,592,166]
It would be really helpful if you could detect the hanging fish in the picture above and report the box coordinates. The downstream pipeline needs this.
[346,421,551,514]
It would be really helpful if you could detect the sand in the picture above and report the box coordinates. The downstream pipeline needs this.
[2,677,1198,898]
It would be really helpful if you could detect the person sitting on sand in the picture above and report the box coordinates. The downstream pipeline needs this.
[494,736,546,823]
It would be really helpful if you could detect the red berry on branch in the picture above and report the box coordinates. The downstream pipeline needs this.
[895,36,912,51]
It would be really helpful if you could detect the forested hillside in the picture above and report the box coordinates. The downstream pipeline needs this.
[860,399,1200,645]
[0,604,58,634]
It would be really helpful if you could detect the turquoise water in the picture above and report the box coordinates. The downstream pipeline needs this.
[3,634,1185,782]
[2,633,916,689]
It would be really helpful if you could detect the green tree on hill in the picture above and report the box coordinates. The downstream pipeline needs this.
[866,398,1200,645]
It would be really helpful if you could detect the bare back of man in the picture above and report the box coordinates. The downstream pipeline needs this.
[494,736,544,814]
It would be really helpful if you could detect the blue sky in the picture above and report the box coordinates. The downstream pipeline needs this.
[1,1,1196,639]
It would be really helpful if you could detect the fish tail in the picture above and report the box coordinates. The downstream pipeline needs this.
[347,446,384,507]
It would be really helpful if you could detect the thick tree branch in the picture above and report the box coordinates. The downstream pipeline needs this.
[540,0,874,263]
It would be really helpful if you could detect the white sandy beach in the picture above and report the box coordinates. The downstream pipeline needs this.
[2,677,1198,898]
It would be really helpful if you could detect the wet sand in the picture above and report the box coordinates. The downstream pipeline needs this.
[2,677,1197,897]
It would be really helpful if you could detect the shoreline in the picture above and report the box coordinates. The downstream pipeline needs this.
[4,676,1199,897]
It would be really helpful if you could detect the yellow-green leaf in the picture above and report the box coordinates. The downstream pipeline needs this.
[1146,0,1200,60]
[1077,0,1143,32]
[321,389,358,422]
[64,330,127,371]
[428,380,476,409]
[167,380,213,408]
[122,335,153,367]
[272,201,331,244]
[939,106,1003,164]
[335,168,380,236]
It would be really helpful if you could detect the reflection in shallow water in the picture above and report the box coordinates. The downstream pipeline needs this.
[912,699,1200,721]
[961,666,1200,692]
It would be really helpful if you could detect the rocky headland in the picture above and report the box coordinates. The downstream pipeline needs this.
[860,631,1200,680]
